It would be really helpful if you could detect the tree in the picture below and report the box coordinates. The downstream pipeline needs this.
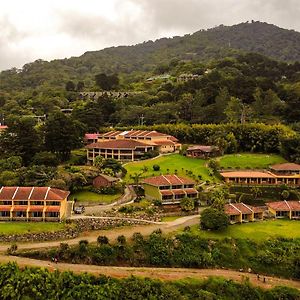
[281,190,290,200]
[0,117,41,165]
[65,81,76,91]
[153,164,160,171]
[200,208,229,231]
[44,112,85,161]
[224,97,243,123]
[95,73,119,90]
[250,186,262,200]
[180,197,195,212]
[97,236,109,245]
[208,159,220,174]
[210,188,229,210]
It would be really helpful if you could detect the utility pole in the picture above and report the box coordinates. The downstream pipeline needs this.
[139,114,145,126]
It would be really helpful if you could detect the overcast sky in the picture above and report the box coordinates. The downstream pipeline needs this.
[0,0,299,71]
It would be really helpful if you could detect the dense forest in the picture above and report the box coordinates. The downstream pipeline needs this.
[0,263,298,300]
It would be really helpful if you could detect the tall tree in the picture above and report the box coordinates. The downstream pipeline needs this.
[44,112,85,161]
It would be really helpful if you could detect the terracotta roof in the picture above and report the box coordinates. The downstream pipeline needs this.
[287,201,300,210]
[0,187,69,201]
[0,125,8,130]
[184,188,198,194]
[220,171,276,178]
[0,205,12,211]
[45,206,60,212]
[270,163,300,171]
[143,175,195,186]
[172,189,186,195]
[267,201,291,211]
[187,145,219,152]
[29,206,45,212]
[96,174,119,182]
[224,203,261,215]
[160,190,173,196]
[84,133,99,140]
[153,140,175,146]
[12,205,28,211]
[86,139,155,149]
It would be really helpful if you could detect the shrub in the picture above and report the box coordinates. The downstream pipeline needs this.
[200,208,229,231]
[97,236,109,245]
[180,197,195,212]
[153,164,160,171]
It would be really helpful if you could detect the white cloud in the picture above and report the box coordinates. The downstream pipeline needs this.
[0,0,299,70]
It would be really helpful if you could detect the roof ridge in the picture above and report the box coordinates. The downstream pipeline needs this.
[241,203,253,213]
[162,175,172,185]
[230,203,242,214]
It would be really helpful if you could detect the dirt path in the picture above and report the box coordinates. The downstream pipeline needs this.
[0,254,299,290]
[0,215,199,252]
[0,215,299,291]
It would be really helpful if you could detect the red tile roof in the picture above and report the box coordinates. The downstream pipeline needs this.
[267,200,300,211]
[12,205,28,211]
[220,171,276,178]
[0,205,12,211]
[172,189,186,195]
[224,203,262,215]
[0,187,69,201]
[267,201,291,211]
[153,140,175,146]
[143,175,195,186]
[45,206,60,212]
[160,190,173,196]
[184,188,199,194]
[0,125,8,130]
[29,206,45,212]
[86,139,155,149]
[270,163,300,171]
[187,145,219,152]
[84,133,99,140]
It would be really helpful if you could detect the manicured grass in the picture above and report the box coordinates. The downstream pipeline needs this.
[0,222,66,235]
[187,219,300,241]
[219,153,286,169]
[124,154,215,183]
[69,190,121,203]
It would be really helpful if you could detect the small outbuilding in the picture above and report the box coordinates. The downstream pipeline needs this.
[186,145,220,159]
[93,174,119,189]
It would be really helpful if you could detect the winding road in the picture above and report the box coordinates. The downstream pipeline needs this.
[0,215,299,290]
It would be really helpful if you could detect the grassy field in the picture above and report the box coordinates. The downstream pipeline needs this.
[0,222,67,235]
[186,219,300,241]
[69,190,121,203]
[124,154,214,183]
[219,153,286,169]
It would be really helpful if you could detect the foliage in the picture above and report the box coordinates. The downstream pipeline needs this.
[180,197,195,212]
[0,264,297,300]
[152,164,160,171]
[200,208,229,231]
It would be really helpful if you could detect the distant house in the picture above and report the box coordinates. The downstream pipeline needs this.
[84,133,100,144]
[93,174,119,189]
[86,130,181,164]
[177,73,201,83]
[142,174,198,205]
[220,170,300,186]
[0,125,8,134]
[186,145,220,159]
[0,187,70,221]
[267,200,300,219]
[270,163,300,175]
[224,203,264,224]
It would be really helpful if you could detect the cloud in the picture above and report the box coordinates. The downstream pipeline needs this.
[0,0,299,70]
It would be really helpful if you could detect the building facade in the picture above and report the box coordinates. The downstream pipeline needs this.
[224,203,264,224]
[142,174,198,204]
[186,145,220,159]
[92,174,119,188]
[0,187,70,221]
[86,130,181,164]
[220,171,300,186]
[267,200,300,219]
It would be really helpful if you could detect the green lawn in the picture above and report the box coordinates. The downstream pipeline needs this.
[219,153,286,169]
[69,190,121,203]
[187,219,300,241]
[124,154,215,183]
[0,222,67,235]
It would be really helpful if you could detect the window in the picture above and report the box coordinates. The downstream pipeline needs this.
[31,201,44,206]
[47,201,60,206]
[15,211,26,217]
[14,201,28,205]
[32,212,43,217]
[0,211,10,217]
[46,212,59,218]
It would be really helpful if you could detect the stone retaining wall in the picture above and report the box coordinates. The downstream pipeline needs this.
[0,218,149,243]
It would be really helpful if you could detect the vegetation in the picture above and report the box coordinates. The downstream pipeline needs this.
[125,154,213,182]
[0,263,298,300]
[0,222,67,235]
[69,190,121,203]
[219,153,286,169]
[200,208,229,231]
[21,226,300,279]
